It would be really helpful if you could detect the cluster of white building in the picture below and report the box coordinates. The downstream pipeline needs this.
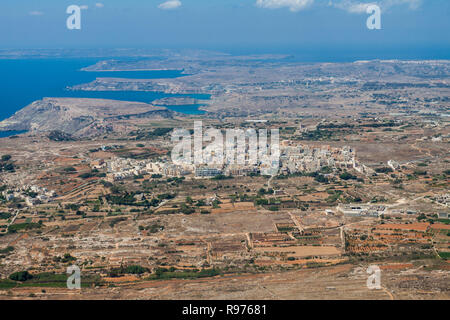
[433,193,450,207]
[103,158,195,181]
[101,143,372,180]
[1,185,57,206]
[279,144,373,175]
[338,204,386,217]
[387,160,401,171]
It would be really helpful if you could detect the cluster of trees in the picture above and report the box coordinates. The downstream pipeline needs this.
[78,169,106,179]
[105,192,137,206]
[166,177,185,184]
[7,221,42,233]
[375,167,393,174]
[0,212,11,220]
[314,174,329,183]
[139,223,164,234]
[47,130,74,142]
[180,203,195,214]
[109,217,128,228]
[255,198,280,207]
[299,129,334,141]
[132,127,173,140]
[8,270,101,288]
[0,155,14,172]
[276,171,329,183]
[211,175,233,181]
[148,267,220,280]
[326,190,343,203]
[108,265,149,277]
[65,204,81,211]
[182,197,218,214]
[9,270,33,281]
[0,246,14,254]
[258,188,274,196]
[53,253,77,263]
[339,171,357,181]
[157,193,175,200]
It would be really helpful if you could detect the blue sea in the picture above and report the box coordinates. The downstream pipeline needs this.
[0,58,210,132]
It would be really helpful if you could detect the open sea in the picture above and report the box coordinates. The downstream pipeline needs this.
[0,58,210,136]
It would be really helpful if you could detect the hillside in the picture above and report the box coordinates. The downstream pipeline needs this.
[0,98,174,136]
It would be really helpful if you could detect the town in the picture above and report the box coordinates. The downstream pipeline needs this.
[0,53,448,300]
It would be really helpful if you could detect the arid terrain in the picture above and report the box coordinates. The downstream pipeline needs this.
[0,52,448,300]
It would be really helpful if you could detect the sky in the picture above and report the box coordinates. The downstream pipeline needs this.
[0,0,449,57]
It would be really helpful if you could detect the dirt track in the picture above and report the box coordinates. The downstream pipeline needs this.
[2,264,447,300]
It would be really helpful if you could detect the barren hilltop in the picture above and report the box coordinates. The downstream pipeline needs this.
[0,98,174,137]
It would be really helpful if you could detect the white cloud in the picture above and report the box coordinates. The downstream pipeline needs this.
[331,1,370,13]
[383,0,421,10]
[256,0,314,12]
[158,0,182,10]
[29,11,44,16]
[80,5,89,10]
[95,3,105,8]
[330,0,422,14]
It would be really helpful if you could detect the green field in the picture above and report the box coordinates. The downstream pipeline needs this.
[4,272,102,288]
[438,252,450,260]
